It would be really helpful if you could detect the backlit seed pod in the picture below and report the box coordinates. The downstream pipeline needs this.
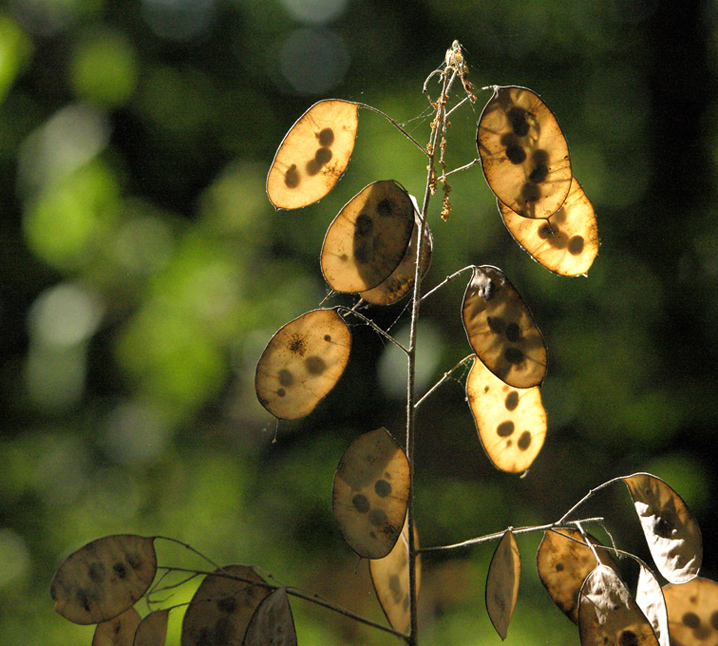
[92,607,141,646]
[360,210,433,305]
[255,309,351,420]
[466,356,546,473]
[623,473,702,584]
[244,588,297,646]
[478,86,572,219]
[499,176,599,276]
[486,530,520,639]
[578,565,659,646]
[462,266,547,389]
[134,610,170,646]
[537,528,621,624]
[321,180,416,293]
[332,428,410,559]
[370,516,420,636]
[267,99,359,209]
[663,577,718,646]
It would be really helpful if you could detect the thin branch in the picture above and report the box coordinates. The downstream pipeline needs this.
[555,476,626,525]
[439,158,480,182]
[414,354,474,410]
[337,306,409,354]
[445,95,473,118]
[419,517,606,555]
[157,566,407,641]
[420,265,475,303]
[153,536,223,570]
[356,103,429,156]
[403,66,455,646]
[286,586,408,640]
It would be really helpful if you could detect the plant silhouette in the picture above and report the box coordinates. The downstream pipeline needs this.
[50,41,709,646]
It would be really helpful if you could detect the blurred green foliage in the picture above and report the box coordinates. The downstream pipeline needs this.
[1,0,718,645]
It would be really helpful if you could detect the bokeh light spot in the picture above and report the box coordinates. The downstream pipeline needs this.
[280,28,349,95]
[29,282,104,348]
[0,530,30,588]
[142,0,215,42]
[70,28,139,107]
[279,0,349,24]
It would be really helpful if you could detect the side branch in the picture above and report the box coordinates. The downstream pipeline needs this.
[153,566,409,641]
[439,158,480,182]
[555,477,626,525]
[357,103,430,157]
[337,306,409,355]
[419,517,606,555]
[414,354,474,410]
[421,265,475,303]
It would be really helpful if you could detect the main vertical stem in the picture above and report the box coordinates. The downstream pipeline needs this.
[405,69,453,646]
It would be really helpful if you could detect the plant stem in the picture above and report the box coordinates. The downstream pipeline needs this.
[404,64,456,646]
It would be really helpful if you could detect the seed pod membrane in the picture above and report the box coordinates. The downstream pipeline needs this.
[462,266,547,388]
[663,577,718,646]
[50,535,157,625]
[478,86,572,219]
[255,309,351,420]
[332,428,410,559]
[466,356,546,472]
[486,530,521,639]
[321,180,415,293]
[578,565,659,646]
[181,565,270,646]
[537,528,621,624]
[623,473,702,584]
[370,516,420,636]
[499,177,599,276]
[267,99,359,209]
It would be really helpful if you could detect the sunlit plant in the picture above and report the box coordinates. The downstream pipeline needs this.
[50,41,710,646]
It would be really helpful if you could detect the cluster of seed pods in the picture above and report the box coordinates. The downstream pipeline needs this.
[48,472,705,646]
[49,54,710,646]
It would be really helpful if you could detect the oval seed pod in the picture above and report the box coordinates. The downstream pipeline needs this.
[499,177,599,276]
[537,528,621,624]
[663,577,718,646]
[92,607,141,646]
[623,473,703,584]
[243,588,297,646]
[370,516,420,636]
[578,565,659,646]
[636,565,670,646]
[486,530,521,640]
[181,565,270,646]
[477,86,572,219]
[466,356,546,473]
[360,210,433,305]
[50,534,157,625]
[462,266,547,389]
[332,428,410,560]
[255,309,351,420]
[134,609,170,646]
[266,99,359,209]
[321,180,416,293]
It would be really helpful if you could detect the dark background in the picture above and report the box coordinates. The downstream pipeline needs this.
[1,0,717,644]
